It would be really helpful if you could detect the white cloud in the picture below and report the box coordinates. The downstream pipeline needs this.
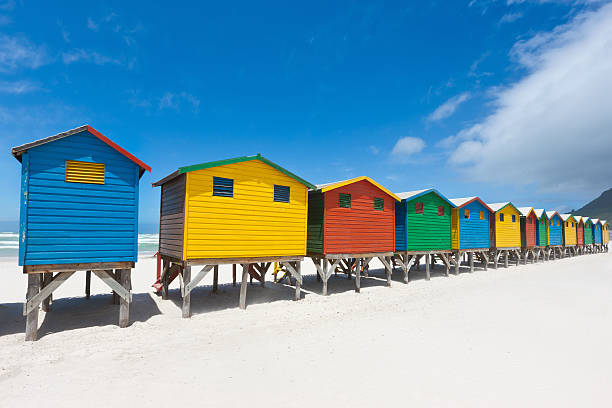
[499,12,524,23]
[158,91,200,113]
[0,34,49,72]
[447,3,612,196]
[62,49,121,65]
[0,80,41,94]
[369,145,380,155]
[427,92,471,122]
[391,137,426,158]
[87,17,99,31]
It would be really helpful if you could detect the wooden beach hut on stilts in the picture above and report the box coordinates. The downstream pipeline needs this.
[560,214,577,257]
[487,202,522,268]
[583,218,594,253]
[152,154,313,317]
[592,219,603,252]
[394,189,456,281]
[546,211,564,259]
[449,197,493,274]
[307,177,400,295]
[12,125,151,341]
[602,220,609,252]
[574,216,585,255]
[517,207,538,264]
[533,209,549,261]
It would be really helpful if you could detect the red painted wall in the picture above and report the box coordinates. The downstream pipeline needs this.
[324,180,395,254]
[577,222,584,245]
[525,213,537,247]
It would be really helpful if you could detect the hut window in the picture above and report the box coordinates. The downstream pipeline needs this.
[438,206,445,216]
[512,215,516,223]
[374,197,384,211]
[500,213,504,222]
[415,202,423,214]
[464,209,470,219]
[565,222,568,227]
[339,193,351,208]
[213,177,234,197]
[480,211,485,220]
[65,160,105,184]
[274,185,290,203]
[528,218,532,224]
[557,220,560,226]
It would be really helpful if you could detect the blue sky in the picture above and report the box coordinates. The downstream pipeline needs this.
[1,0,611,230]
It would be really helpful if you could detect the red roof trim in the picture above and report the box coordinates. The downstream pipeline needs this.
[455,197,494,213]
[86,126,151,172]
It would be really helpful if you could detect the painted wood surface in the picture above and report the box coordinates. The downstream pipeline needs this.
[548,213,563,246]
[584,219,593,245]
[159,174,186,259]
[306,191,324,253]
[183,159,308,259]
[18,130,141,265]
[603,222,609,244]
[576,219,584,245]
[452,200,490,250]
[536,214,549,246]
[562,216,577,246]
[397,191,452,251]
[520,212,537,248]
[491,205,521,248]
[322,179,395,254]
[593,221,602,244]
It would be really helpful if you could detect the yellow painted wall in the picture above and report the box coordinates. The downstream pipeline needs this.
[451,208,460,250]
[495,206,521,248]
[604,223,609,244]
[563,218,577,246]
[183,159,308,259]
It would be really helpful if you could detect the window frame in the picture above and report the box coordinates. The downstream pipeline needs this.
[374,197,384,211]
[339,193,351,208]
[415,202,424,214]
[273,184,290,203]
[212,176,234,198]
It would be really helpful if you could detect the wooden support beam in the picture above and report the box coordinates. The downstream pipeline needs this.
[183,265,215,296]
[41,272,53,312]
[161,261,169,300]
[240,264,249,310]
[504,251,509,268]
[112,270,120,305]
[233,264,237,286]
[85,270,91,299]
[25,274,41,341]
[182,266,191,318]
[93,270,131,303]
[481,251,489,270]
[469,252,474,272]
[322,259,329,296]
[379,256,393,287]
[119,269,131,328]
[425,253,430,280]
[354,258,361,293]
[362,257,372,278]
[212,265,219,293]
[455,251,461,275]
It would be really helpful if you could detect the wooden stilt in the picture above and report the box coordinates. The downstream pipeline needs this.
[322,259,329,296]
[112,269,120,305]
[295,262,301,301]
[240,264,249,310]
[212,265,219,294]
[455,252,461,275]
[182,266,191,318]
[469,252,474,273]
[85,270,91,299]
[354,258,361,293]
[385,256,392,287]
[161,261,169,300]
[42,272,52,312]
[119,269,131,328]
[504,251,509,268]
[25,273,40,341]
[232,264,237,286]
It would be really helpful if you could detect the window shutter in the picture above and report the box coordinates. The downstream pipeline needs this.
[512,215,516,223]
[500,213,504,222]
[438,206,445,216]
[213,176,234,197]
[464,209,470,219]
[274,185,290,203]
[415,202,423,214]
[374,197,384,211]
[339,193,351,208]
[66,160,105,184]
[480,211,484,220]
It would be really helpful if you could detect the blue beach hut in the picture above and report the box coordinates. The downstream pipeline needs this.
[592,218,602,246]
[449,197,493,273]
[12,125,151,340]
[546,211,564,259]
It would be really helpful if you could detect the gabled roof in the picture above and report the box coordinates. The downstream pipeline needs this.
[449,196,493,212]
[591,218,601,225]
[546,211,562,220]
[315,176,400,201]
[517,207,536,217]
[396,189,456,208]
[487,202,520,213]
[573,215,584,224]
[153,154,315,189]
[560,213,576,222]
[602,220,608,226]
[534,209,547,219]
[11,125,151,175]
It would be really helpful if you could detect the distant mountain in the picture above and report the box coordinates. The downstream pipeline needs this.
[575,187,612,222]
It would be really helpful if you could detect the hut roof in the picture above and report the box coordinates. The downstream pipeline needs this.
[487,202,520,213]
[396,189,455,207]
[517,207,536,217]
[573,215,584,223]
[560,214,576,222]
[534,209,547,219]
[153,154,315,189]
[314,176,400,201]
[449,197,493,212]
[11,125,151,175]
[592,218,601,225]
[546,210,562,220]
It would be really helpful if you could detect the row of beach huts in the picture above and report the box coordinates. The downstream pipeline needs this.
[11,126,610,340]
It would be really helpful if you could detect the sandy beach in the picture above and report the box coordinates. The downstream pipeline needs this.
[1,253,612,407]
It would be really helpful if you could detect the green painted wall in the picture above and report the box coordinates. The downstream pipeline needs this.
[584,222,593,244]
[405,192,452,251]
[307,190,324,253]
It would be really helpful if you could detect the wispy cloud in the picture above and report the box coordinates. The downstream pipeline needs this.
[87,17,99,31]
[0,80,42,94]
[427,92,471,122]
[369,145,380,155]
[499,12,524,24]
[0,0,15,11]
[0,34,50,72]
[57,20,70,43]
[62,49,121,65]
[391,137,426,160]
[158,92,200,113]
[87,12,143,47]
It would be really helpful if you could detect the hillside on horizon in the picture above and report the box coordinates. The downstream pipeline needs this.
[574,187,612,222]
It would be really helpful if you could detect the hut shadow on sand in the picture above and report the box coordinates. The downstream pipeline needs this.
[0,293,161,340]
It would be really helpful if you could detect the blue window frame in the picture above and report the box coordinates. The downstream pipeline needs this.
[274,185,290,203]
[213,176,234,197]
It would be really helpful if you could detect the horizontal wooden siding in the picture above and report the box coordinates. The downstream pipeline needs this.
[404,192,452,251]
[159,174,185,259]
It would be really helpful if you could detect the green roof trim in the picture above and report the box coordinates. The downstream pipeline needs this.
[177,154,316,189]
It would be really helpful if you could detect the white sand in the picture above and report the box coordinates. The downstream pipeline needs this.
[1,253,612,407]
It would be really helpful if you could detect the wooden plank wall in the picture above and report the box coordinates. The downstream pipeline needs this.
[306,190,324,253]
[549,214,564,246]
[159,174,186,259]
[494,207,521,248]
[457,201,490,250]
[404,192,452,251]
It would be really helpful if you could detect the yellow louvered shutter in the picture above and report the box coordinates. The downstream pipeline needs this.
[66,160,105,184]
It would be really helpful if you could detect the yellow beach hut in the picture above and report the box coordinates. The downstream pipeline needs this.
[487,202,522,268]
[152,154,315,317]
[603,220,609,251]
[560,214,577,256]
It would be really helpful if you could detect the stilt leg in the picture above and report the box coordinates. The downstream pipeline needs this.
[212,265,219,293]
[322,260,329,296]
[25,273,40,341]
[42,272,52,312]
[119,269,131,328]
[161,262,169,300]
[455,252,460,275]
[469,252,474,273]
[182,266,191,318]
[240,264,249,310]
[385,257,392,287]
[233,264,237,286]
[260,263,266,288]
[295,262,301,301]
[425,254,430,280]
[504,251,509,268]
[85,270,91,299]
[355,258,361,293]
[112,270,120,305]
